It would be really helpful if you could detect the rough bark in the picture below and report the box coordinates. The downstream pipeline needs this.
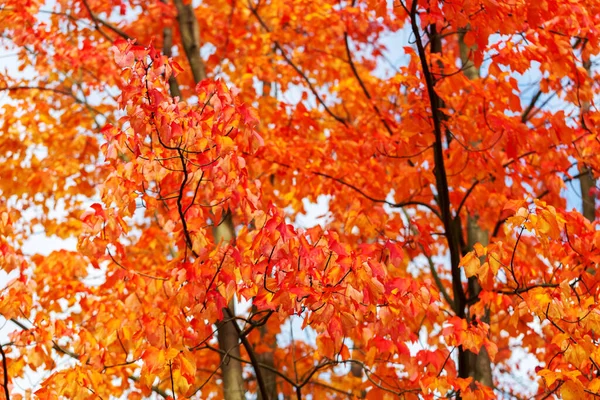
[162,21,182,98]
[465,217,493,387]
[216,299,246,400]
[212,212,246,400]
[579,56,596,223]
[459,28,494,388]
[173,0,207,83]
[580,167,596,222]
[255,321,278,400]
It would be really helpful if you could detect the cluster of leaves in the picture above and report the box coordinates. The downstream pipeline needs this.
[1,0,600,399]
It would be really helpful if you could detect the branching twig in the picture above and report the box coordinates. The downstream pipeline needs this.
[247,2,347,126]
[10,319,169,398]
[400,209,456,311]
[343,31,393,136]
[247,152,443,221]
[81,0,132,42]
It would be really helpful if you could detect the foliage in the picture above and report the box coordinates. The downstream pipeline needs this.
[1,0,600,399]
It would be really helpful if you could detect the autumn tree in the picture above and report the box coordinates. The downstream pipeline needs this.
[1,0,600,399]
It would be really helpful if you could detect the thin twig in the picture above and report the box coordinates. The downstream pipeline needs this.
[343,31,394,136]
[81,0,132,41]
[247,2,347,126]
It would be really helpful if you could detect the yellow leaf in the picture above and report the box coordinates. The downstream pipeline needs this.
[218,135,235,153]
[484,339,498,362]
[473,242,487,256]
[551,333,570,349]
[166,347,179,360]
[178,353,197,382]
[488,255,501,276]
[589,378,600,393]
[537,368,558,387]
[507,207,529,227]
[527,288,552,310]
[142,346,165,374]
[461,251,480,278]
[173,369,191,394]
[560,380,584,400]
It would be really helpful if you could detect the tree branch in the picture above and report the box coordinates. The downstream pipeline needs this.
[247,3,347,126]
[81,0,132,41]
[223,308,270,400]
[9,319,169,398]
[247,152,443,221]
[343,31,393,136]
[407,2,465,311]
[400,209,455,311]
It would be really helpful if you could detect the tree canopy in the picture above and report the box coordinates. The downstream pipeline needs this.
[1,0,600,399]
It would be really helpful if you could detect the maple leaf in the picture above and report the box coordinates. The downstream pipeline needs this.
[3,0,600,398]
[142,346,165,375]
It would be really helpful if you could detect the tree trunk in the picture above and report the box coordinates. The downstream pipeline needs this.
[459,28,494,388]
[580,168,595,222]
[173,0,206,84]
[579,55,596,223]
[162,19,181,99]
[170,2,246,398]
[214,211,246,400]
[465,217,493,387]
[217,300,246,400]
[255,322,278,400]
